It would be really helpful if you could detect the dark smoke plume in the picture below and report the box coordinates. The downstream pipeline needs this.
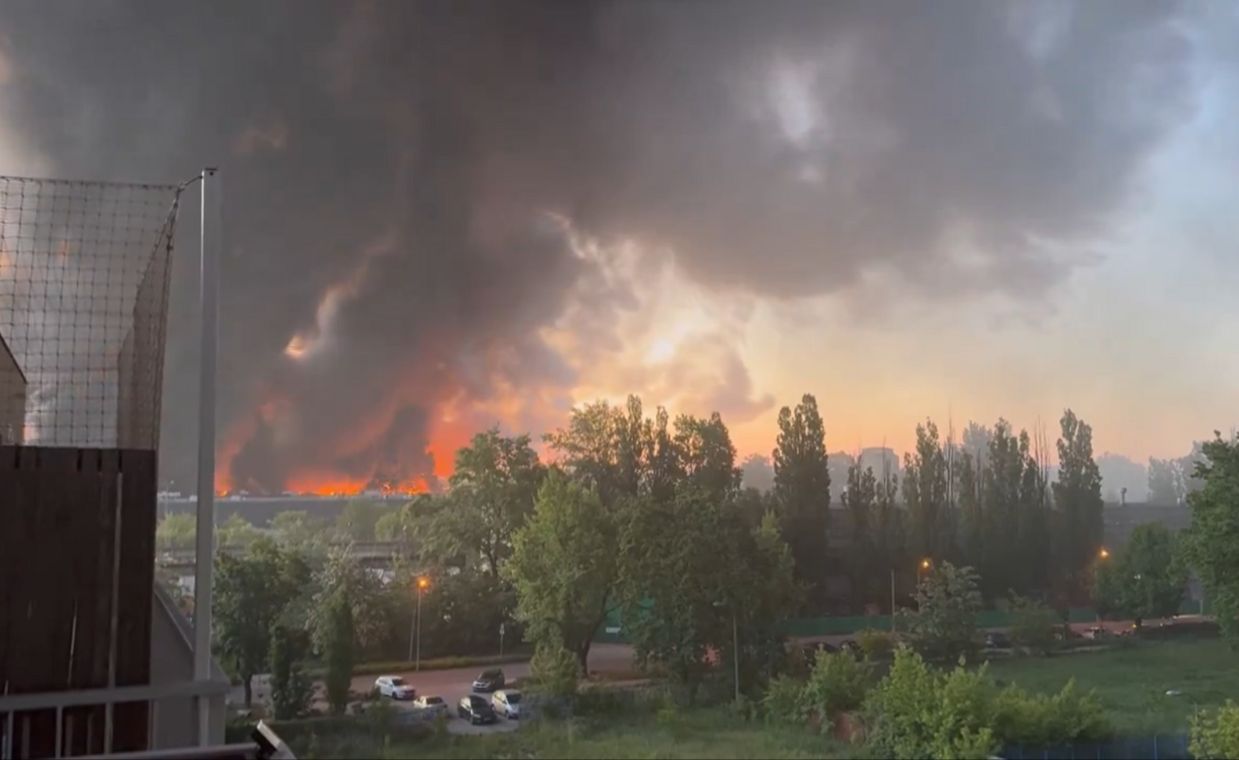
[0,1,1195,491]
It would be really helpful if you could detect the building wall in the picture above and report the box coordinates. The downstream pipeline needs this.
[0,335,25,444]
[150,585,226,749]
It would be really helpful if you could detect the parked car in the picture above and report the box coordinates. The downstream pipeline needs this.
[985,631,1011,648]
[491,689,522,719]
[374,675,415,700]
[412,695,448,718]
[839,639,862,657]
[457,695,497,725]
[1084,626,1110,640]
[472,668,505,692]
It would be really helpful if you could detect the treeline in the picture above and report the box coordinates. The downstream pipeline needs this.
[191,392,1121,711]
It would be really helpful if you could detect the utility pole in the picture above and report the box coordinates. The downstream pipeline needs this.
[890,569,897,633]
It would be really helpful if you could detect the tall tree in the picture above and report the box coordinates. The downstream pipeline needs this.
[902,420,952,564]
[545,397,649,507]
[441,428,545,578]
[842,463,879,610]
[674,412,741,502]
[772,394,831,604]
[505,471,617,672]
[1052,410,1104,600]
[618,487,797,698]
[322,588,355,715]
[1185,434,1239,639]
[156,512,196,551]
[214,539,311,706]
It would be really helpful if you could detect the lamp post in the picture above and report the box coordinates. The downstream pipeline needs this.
[408,576,430,669]
[1095,547,1110,623]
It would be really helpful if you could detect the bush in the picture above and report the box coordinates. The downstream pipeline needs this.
[991,679,1109,746]
[864,647,953,759]
[761,675,805,724]
[857,629,896,660]
[529,643,580,698]
[1191,700,1239,759]
[802,650,870,722]
[1008,596,1058,654]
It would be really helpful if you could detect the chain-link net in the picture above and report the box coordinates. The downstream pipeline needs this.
[0,176,184,450]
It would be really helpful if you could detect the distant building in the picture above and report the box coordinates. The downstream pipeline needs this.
[0,331,25,444]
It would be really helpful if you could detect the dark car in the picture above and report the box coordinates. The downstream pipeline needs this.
[457,695,497,725]
[472,668,505,692]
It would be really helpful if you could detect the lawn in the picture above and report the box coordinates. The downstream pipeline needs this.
[985,637,1239,735]
[282,708,851,759]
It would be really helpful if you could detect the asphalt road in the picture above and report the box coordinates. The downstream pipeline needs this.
[237,643,637,736]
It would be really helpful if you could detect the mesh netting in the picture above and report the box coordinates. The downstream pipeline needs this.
[0,176,184,450]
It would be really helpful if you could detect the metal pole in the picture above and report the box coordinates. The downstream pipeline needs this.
[194,167,220,746]
[413,595,423,659]
[731,612,740,704]
[415,587,423,671]
[890,569,896,633]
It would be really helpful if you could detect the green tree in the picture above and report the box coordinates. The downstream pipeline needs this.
[218,513,260,549]
[843,463,879,610]
[270,510,329,556]
[269,621,313,720]
[442,428,545,578]
[309,546,397,657]
[772,394,831,605]
[903,420,952,565]
[505,471,617,672]
[214,539,311,706]
[674,412,741,501]
[1052,410,1104,600]
[156,512,196,551]
[897,561,982,662]
[1095,523,1185,628]
[322,589,355,714]
[545,397,649,508]
[1186,435,1239,639]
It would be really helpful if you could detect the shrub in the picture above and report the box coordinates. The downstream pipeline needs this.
[1191,700,1239,759]
[761,675,805,724]
[529,642,580,698]
[1008,595,1058,654]
[991,678,1109,745]
[857,629,896,660]
[802,650,871,722]
[863,647,945,758]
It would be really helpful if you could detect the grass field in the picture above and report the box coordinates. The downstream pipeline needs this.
[986,637,1239,735]
[284,708,850,759]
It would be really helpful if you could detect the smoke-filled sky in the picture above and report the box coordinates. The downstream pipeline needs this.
[0,1,1236,494]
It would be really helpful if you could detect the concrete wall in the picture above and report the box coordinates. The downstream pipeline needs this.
[0,335,24,444]
[150,585,226,749]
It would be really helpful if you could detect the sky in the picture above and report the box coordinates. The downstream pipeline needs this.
[0,1,1236,495]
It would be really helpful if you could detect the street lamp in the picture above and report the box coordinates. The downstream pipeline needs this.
[920,558,932,571]
[1098,547,1110,560]
[408,576,430,670]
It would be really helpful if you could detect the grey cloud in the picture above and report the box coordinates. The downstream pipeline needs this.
[0,0,1201,490]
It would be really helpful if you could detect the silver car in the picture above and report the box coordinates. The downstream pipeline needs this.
[412,695,448,718]
[491,689,522,719]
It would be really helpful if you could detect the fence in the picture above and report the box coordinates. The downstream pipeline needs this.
[0,175,181,450]
[1000,733,1190,760]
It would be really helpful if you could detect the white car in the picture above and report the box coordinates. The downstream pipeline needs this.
[374,675,415,700]
[412,695,448,718]
[491,689,522,719]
